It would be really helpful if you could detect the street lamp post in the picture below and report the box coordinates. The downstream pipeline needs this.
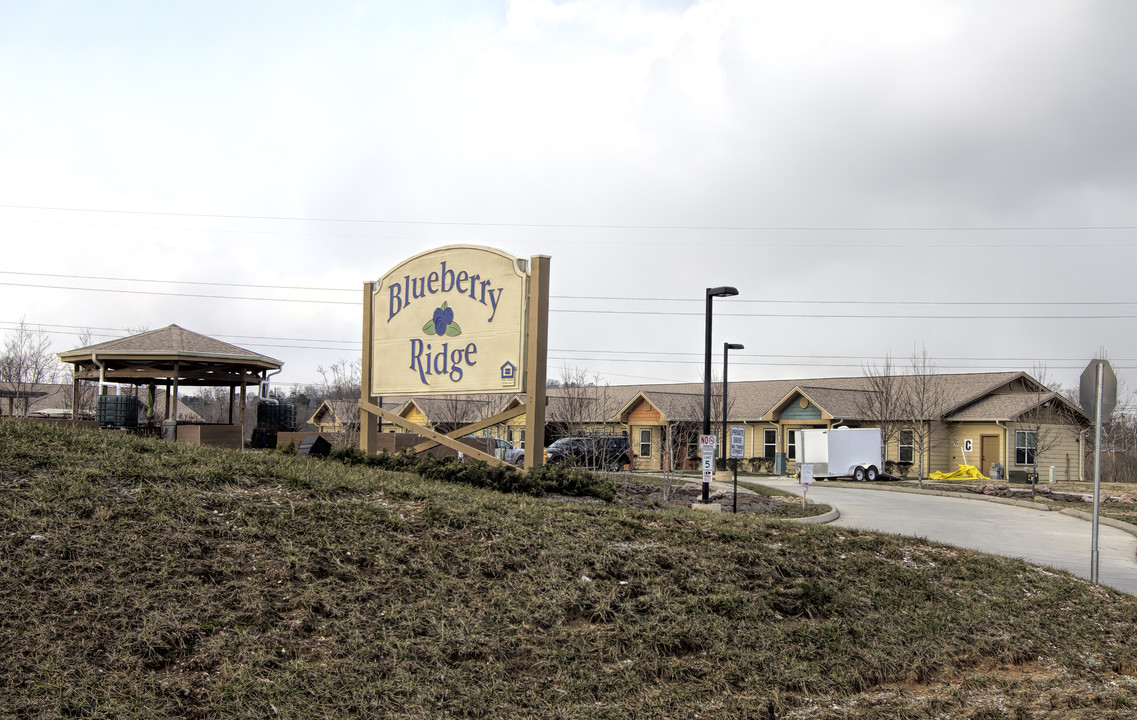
[703,286,739,503]
[722,342,744,468]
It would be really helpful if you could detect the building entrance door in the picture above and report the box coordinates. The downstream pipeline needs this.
[980,435,1000,476]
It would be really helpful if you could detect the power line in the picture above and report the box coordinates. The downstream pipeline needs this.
[4,203,1137,233]
[7,320,1130,370]
[0,281,356,305]
[0,270,350,293]
[553,308,1137,320]
[6,281,1137,319]
[558,295,1137,307]
[7,270,1137,307]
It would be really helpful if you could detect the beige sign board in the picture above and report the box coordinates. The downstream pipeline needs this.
[370,245,528,396]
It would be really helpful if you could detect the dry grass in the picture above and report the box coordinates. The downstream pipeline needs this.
[4,420,1137,719]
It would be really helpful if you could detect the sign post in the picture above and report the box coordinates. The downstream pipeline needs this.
[729,425,745,513]
[699,435,717,502]
[1080,358,1116,584]
[799,463,814,509]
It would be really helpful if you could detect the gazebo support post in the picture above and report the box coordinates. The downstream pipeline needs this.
[71,374,80,420]
[164,385,171,420]
[164,363,180,442]
[239,383,246,432]
[228,386,236,425]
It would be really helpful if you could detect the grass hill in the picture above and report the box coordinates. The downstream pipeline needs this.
[3,420,1137,719]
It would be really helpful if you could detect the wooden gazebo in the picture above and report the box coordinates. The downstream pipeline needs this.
[58,325,283,445]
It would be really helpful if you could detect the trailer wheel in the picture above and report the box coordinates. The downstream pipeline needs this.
[852,466,867,482]
[866,465,879,482]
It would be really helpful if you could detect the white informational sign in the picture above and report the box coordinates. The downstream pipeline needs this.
[799,463,814,485]
[729,425,745,459]
[701,447,716,483]
[699,435,717,450]
[963,439,973,452]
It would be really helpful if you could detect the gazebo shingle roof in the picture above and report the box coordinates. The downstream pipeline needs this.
[59,324,281,368]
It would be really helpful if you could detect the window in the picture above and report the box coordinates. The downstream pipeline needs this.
[1015,430,1036,466]
[519,429,526,450]
[899,429,914,464]
[639,428,652,458]
[763,429,776,458]
[787,431,796,460]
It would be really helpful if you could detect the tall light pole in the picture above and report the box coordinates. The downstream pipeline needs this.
[703,286,738,503]
[722,342,744,467]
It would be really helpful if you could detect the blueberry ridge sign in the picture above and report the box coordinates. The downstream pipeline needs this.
[369,245,530,396]
[360,245,551,470]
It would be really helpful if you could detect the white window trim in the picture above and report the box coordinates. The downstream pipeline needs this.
[639,428,652,458]
[899,429,915,464]
[1015,430,1037,466]
[763,428,776,459]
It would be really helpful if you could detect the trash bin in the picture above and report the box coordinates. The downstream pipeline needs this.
[774,452,787,476]
[990,462,1003,480]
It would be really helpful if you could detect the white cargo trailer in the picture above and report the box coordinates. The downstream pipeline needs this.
[793,427,884,481]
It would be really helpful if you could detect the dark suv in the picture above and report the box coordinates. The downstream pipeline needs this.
[544,435,633,471]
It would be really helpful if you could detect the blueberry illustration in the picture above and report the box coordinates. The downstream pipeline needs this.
[432,305,453,336]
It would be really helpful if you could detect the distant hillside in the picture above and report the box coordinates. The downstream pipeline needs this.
[3,420,1137,719]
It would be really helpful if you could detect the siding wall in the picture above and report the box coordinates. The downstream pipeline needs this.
[629,424,659,470]
[944,422,1004,474]
[1007,420,1084,482]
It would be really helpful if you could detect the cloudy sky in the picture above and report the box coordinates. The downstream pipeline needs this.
[2,0,1135,398]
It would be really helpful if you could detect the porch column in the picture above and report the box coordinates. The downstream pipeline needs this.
[171,363,180,421]
[239,383,247,430]
[71,375,80,420]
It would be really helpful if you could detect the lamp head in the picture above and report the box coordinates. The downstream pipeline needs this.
[706,286,739,298]
[725,343,745,351]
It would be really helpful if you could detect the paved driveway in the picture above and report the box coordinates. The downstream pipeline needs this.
[759,479,1137,596]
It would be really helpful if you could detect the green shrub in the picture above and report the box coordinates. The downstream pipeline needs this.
[324,447,615,501]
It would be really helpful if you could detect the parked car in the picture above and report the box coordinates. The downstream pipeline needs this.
[544,435,633,471]
[461,435,524,465]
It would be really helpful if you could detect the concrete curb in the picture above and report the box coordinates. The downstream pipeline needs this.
[747,478,1056,526]
[765,479,1137,535]
[671,477,839,524]
[790,507,841,525]
[846,483,1055,512]
[1059,508,1137,539]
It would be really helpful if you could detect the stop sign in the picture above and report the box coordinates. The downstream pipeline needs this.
[1080,359,1117,419]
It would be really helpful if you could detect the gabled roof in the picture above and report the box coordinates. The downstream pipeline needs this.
[923,371,1024,417]
[397,395,498,422]
[308,399,364,427]
[762,386,836,422]
[351,371,1079,427]
[616,389,703,423]
[59,324,281,370]
[947,390,1089,424]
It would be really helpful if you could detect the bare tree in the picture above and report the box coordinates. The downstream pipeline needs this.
[903,344,947,487]
[185,386,233,424]
[317,358,361,401]
[546,365,612,440]
[57,327,98,417]
[1018,363,1086,490]
[1065,359,1134,484]
[854,354,907,467]
[1,319,62,416]
[429,393,497,434]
